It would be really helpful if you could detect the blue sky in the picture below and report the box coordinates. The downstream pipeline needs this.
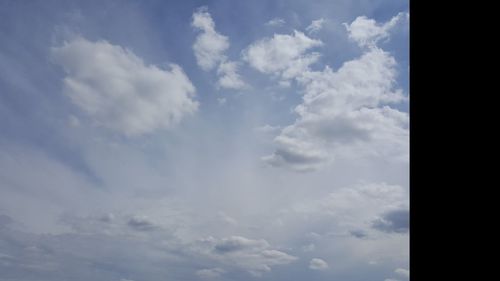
[0,1,409,280]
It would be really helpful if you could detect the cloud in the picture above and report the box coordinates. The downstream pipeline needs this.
[344,12,409,48]
[265,18,286,27]
[51,37,198,137]
[217,60,247,89]
[254,124,281,135]
[372,209,409,233]
[306,18,325,34]
[309,258,329,270]
[286,182,408,234]
[243,30,322,81]
[193,235,297,276]
[349,229,368,238]
[262,136,329,172]
[0,216,186,281]
[214,236,269,253]
[192,8,229,71]
[395,268,409,278]
[127,215,158,231]
[192,8,246,90]
[263,22,408,171]
[195,267,225,279]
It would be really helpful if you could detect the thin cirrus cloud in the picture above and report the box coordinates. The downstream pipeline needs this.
[51,37,198,137]
[261,13,409,172]
[306,18,325,34]
[265,18,286,27]
[192,7,246,90]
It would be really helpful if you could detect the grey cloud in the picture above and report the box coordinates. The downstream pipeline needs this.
[192,236,297,277]
[127,216,158,231]
[214,236,269,253]
[349,229,368,239]
[196,267,225,279]
[309,258,328,270]
[372,209,409,233]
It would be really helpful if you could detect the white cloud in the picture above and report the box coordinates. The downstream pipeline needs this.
[243,30,322,80]
[309,258,328,270]
[288,182,408,233]
[265,18,286,27]
[52,37,198,137]
[192,8,229,71]
[264,45,408,171]
[192,8,246,90]
[217,60,247,89]
[394,268,410,278]
[196,267,225,279]
[306,18,325,34]
[344,12,409,48]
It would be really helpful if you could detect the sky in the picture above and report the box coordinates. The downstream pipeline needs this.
[0,0,409,280]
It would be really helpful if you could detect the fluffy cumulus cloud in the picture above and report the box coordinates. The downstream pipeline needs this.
[344,12,409,48]
[51,37,198,136]
[192,8,229,71]
[243,30,323,81]
[263,13,408,171]
[309,258,329,270]
[192,8,246,90]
